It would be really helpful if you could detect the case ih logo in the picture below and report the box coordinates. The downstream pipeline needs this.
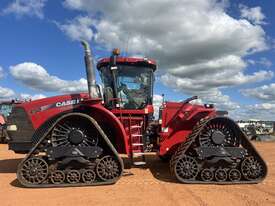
[31,99,82,113]
[56,99,80,107]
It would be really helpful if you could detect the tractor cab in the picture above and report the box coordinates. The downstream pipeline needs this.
[97,50,156,111]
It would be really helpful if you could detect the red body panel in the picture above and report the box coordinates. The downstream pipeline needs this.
[158,101,216,156]
[17,93,131,155]
[21,93,90,129]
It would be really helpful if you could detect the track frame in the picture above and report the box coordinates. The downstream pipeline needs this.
[170,116,268,184]
[16,112,124,188]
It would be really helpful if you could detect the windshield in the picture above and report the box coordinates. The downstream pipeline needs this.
[0,104,12,117]
[100,65,154,109]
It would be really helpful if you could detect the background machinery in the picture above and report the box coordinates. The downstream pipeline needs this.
[6,41,267,187]
[0,101,14,143]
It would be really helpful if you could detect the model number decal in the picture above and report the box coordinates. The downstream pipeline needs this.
[56,99,80,107]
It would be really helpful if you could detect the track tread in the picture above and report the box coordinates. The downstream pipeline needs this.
[16,113,124,188]
[170,116,267,184]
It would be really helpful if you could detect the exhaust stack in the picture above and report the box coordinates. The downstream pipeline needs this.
[81,40,99,98]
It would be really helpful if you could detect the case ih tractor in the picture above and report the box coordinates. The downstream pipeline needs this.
[6,41,267,187]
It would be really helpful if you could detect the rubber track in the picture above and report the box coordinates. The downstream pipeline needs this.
[170,116,268,184]
[17,113,124,188]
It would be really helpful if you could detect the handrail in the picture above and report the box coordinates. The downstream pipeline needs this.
[164,96,198,127]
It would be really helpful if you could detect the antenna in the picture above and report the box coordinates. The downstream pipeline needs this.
[125,31,131,56]
[125,0,132,56]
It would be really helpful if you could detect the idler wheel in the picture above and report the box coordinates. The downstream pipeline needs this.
[50,170,65,184]
[96,156,120,181]
[215,168,227,182]
[228,169,241,182]
[18,157,48,185]
[174,155,199,182]
[66,170,81,184]
[201,168,214,181]
[82,169,96,183]
[241,157,263,180]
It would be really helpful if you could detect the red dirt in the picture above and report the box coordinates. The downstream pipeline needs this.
[0,142,275,206]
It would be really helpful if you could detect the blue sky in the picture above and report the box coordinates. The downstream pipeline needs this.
[0,0,275,120]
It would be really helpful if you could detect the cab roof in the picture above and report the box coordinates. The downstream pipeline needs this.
[97,57,157,71]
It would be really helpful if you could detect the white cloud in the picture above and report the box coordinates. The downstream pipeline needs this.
[62,0,268,62]
[57,16,94,41]
[240,5,266,25]
[160,55,273,92]
[250,103,275,110]
[160,68,271,111]
[238,83,275,121]
[202,90,240,111]
[10,62,88,93]
[0,87,46,101]
[153,94,163,118]
[2,0,47,19]
[231,103,275,121]
[238,82,275,121]
[187,89,240,111]
[60,0,271,112]
[241,84,275,101]
[0,86,16,99]
[19,93,46,100]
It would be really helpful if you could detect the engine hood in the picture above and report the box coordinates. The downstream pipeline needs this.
[11,93,93,129]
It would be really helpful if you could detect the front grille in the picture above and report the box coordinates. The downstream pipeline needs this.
[7,107,34,142]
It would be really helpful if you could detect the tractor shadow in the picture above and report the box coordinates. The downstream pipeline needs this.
[10,179,24,188]
[122,154,179,183]
[0,158,25,188]
[0,158,22,173]
[144,153,179,184]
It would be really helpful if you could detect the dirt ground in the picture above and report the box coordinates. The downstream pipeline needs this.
[0,142,275,206]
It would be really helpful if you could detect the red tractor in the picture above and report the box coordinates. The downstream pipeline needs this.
[6,41,267,187]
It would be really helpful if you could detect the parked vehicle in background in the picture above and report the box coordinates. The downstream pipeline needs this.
[0,101,15,143]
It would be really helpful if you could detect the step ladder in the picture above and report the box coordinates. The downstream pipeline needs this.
[129,123,146,166]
